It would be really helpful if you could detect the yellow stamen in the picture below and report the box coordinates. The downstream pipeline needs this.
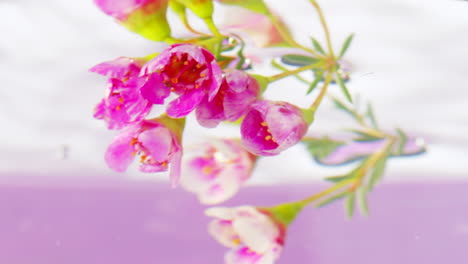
[183,61,189,65]
[202,166,213,175]
[261,122,267,127]
[265,135,272,141]
[196,64,202,68]
[115,105,121,111]
[118,97,124,103]
[232,237,241,245]
[200,73,207,78]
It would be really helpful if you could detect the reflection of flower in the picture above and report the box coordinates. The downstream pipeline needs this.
[196,70,260,128]
[93,0,171,41]
[141,44,223,118]
[241,101,308,156]
[105,118,184,184]
[206,206,285,264]
[220,7,286,47]
[181,139,255,204]
[91,57,151,130]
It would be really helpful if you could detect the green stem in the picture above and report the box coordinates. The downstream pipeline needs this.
[265,11,323,58]
[267,62,324,83]
[350,138,395,190]
[309,72,332,112]
[203,17,222,37]
[299,178,354,206]
[310,0,335,58]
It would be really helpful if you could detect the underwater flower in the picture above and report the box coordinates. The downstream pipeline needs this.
[94,0,171,41]
[196,69,260,128]
[91,57,152,130]
[206,206,285,264]
[105,117,184,184]
[241,101,308,156]
[180,139,256,204]
[140,44,223,118]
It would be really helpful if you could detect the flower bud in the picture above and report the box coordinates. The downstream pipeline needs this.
[94,0,171,41]
[241,100,308,156]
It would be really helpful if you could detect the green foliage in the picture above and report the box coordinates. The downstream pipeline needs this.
[396,128,408,155]
[303,137,344,160]
[338,33,354,58]
[366,154,388,192]
[311,37,326,54]
[366,103,379,129]
[335,72,353,103]
[280,54,319,66]
[307,71,324,94]
[316,191,348,208]
[345,192,356,219]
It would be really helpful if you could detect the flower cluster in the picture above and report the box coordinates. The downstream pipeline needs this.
[90,0,413,263]
[92,43,310,184]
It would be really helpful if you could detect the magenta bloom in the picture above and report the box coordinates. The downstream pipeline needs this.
[196,69,259,128]
[91,57,152,130]
[104,118,184,184]
[241,101,308,156]
[140,44,223,118]
[206,206,285,264]
[180,139,256,204]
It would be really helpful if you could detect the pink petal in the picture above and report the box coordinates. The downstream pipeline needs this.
[104,129,136,172]
[140,73,171,104]
[166,89,206,118]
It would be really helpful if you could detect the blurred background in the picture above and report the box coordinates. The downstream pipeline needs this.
[0,0,467,263]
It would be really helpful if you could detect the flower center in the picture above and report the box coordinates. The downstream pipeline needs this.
[163,54,209,93]
[130,137,168,167]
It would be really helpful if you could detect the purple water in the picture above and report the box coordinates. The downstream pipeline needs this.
[0,175,467,264]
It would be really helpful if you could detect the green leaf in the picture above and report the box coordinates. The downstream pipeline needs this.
[311,37,326,54]
[366,154,388,192]
[303,137,344,160]
[306,71,323,94]
[335,72,353,103]
[345,192,356,219]
[325,174,352,183]
[315,192,348,208]
[338,33,354,58]
[396,128,408,156]
[330,97,358,119]
[366,103,379,129]
[357,187,369,216]
[280,54,319,66]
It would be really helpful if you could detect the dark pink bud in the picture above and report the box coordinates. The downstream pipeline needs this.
[241,101,308,156]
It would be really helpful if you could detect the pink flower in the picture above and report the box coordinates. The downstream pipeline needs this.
[241,101,308,156]
[180,139,256,204]
[91,57,152,130]
[206,206,285,264]
[140,44,223,118]
[196,70,259,128]
[104,117,184,184]
[93,0,171,41]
